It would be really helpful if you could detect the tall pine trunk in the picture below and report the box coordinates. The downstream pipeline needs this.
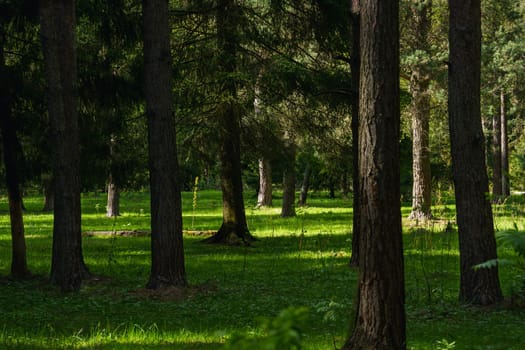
[106,176,120,217]
[42,174,54,211]
[492,110,503,200]
[298,164,311,207]
[349,0,360,267]
[257,157,273,207]
[448,0,502,305]
[343,1,406,348]
[205,0,254,245]
[0,34,29,279]
[143,0,187,288]
[40,0,89,292]
[106,135,120,217]
[500,90,510,197]
[281,133,296,218]
[408,0,433,221]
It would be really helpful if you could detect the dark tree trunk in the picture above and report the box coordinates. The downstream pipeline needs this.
[500,90,509,197]
[408,0,432,221]
[328,181,335,199]
[42,174,54,211]
[143,0,187,288]
[298,164,311,207]
[492,110,503,201]
[205,0,254,245]
[254,73,272,208]
[40,0,90,292]
[342,0,406,349]
[341,170,350,199]
[448,0,502,305]
[0,34,29,279]
[0,110,29,279]
[257,157,273,207]
[349,0,360,268]
[106,135,120,217]
[281,134,296,218]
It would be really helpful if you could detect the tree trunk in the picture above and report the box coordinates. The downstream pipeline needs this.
[106,135,120,217]
[408,0,432,221]
[349,0,360,268]
[205,0,254,245]
[106,176,120,217]
[281,134,296,218]
[42,174,54,211]
[257,157,273,207]
[492,110,503,201]
[342,1,406,349]
[448,0,502,305]
[143,0,187,288]
[500,90,509,197]
[341,169,350,199]
[0,34,29,279]
[298,164,311,207]
[40,0,90,292]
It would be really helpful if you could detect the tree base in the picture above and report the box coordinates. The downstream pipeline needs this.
[202,223,256,245]
[408,210,432,221]
[146,276,187,290]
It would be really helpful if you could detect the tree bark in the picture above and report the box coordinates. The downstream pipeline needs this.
[106,135,120,217]
[0,32,29,279]
[42,174,54,211]
[349,0,360,268]
[106,176,120,217]
[342,0,406,349]
[257,157,273,207]
[492,110,502,200]
[408,0,433,221]
[448,0,502,305]
[40,0,89,292]
[205,0,254,245]
[143,0,187,288]
[0,107,29,279]
[298,164,311,207]
[500,90,509,197]
[281,133,296,218]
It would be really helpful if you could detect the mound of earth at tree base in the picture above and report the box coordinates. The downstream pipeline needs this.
[82,230,215,237]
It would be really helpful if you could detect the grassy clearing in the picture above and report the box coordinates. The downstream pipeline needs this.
[0,190,524,349]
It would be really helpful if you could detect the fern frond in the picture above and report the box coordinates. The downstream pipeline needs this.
[496,230,525,257]
[473,258,514,270]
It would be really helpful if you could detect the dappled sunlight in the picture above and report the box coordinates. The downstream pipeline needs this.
[2,192,525,349]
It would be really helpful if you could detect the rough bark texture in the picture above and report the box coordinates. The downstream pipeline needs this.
[298,164,311,207]
[349,0,360,268]
[143,0,187,288]
[408,0,433,221]
[205,0,254,245]
[448,0,502,305]
[342,0,406,349]
[0,34,29,279]
[500,90,509,197]
[40,0,89,292]
[492,111,502,200]
[281,134,296,218]
[257,157,273,207]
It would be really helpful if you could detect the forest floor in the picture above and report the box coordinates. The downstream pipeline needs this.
[0,190,524,349]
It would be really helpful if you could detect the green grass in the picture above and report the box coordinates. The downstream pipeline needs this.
[0,190,524,349]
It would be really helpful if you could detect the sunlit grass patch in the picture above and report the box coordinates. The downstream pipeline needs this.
[0,190,525,349]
